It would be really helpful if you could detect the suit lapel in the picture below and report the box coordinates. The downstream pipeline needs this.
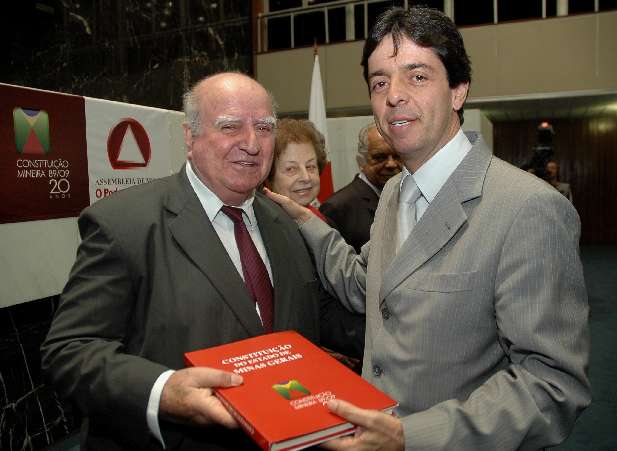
[165,169,263,336]
[252,193,292,330]
[355,177,379,214]
[379,135,492,302]
[354,176,378,199]
[379,183,467,302]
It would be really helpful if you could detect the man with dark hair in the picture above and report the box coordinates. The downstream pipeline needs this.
[268,7,590,450]
[360,7,471,124]
[320,122,401,253]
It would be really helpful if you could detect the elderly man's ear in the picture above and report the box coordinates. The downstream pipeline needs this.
[183,124,194,149]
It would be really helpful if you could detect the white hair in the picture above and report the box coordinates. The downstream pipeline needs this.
[182,73,278,138]
[356,122,377,168]
[183,90,202,137]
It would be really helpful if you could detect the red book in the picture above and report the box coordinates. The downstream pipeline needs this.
[184,331,398,451]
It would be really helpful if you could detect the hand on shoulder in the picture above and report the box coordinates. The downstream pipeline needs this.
[263,187,314,225]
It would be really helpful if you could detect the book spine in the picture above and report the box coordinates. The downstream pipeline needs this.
[215,391,270,451]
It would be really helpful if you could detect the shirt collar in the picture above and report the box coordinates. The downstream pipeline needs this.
[399,128,472,203]
[185,163,257,225]
[358,171,382,196]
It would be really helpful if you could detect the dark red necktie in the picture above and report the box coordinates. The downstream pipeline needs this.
[221,206,274,332]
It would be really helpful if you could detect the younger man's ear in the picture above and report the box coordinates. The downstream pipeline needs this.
[452,82,469,111]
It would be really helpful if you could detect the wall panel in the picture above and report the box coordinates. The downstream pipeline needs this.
[493,116,617,244]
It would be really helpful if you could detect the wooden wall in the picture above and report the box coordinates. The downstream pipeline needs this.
[493,116,617,245]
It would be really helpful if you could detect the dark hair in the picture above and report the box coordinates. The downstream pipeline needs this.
[361,7,472,123]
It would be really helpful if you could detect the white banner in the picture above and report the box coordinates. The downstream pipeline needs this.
[168,110,188,172]
[85,98,174,204]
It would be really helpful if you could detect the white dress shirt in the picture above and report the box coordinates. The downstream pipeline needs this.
[185,163,273,284]
[147,163,273,447]
[399,129,473,222]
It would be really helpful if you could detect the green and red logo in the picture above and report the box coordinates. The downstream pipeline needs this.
[13,107,50,155]
[272,379,311,400]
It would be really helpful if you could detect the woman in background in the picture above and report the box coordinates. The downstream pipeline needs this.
[266,118,365,372]
[265,118,327,221]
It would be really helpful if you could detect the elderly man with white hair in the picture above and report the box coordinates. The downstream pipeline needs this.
[319,122,401,253]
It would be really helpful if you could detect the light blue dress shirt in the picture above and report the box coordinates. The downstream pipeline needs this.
[399,129,473,221]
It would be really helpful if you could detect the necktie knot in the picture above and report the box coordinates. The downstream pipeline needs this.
[397,175,422,250]
[221,205,244,224]
[401,176,421,206]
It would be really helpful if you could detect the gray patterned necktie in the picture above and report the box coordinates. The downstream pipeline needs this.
[397,176,422,250]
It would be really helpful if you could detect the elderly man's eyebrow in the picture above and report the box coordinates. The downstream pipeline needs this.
[214,116,242,128]
[254,116,276,127]
[214,116,276,128]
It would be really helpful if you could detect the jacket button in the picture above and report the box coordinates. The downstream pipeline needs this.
[381,306,390,320]
[372,364,383,377]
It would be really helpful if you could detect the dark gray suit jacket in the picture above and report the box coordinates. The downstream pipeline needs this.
[319,175,379,253]
[41,168,331,450]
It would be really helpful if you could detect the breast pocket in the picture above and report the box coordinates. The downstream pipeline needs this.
[412,271,479,293]
[393,270,487,341]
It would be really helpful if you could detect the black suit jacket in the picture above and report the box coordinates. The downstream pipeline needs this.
[319,175,379,253]
[41,168,342,450]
